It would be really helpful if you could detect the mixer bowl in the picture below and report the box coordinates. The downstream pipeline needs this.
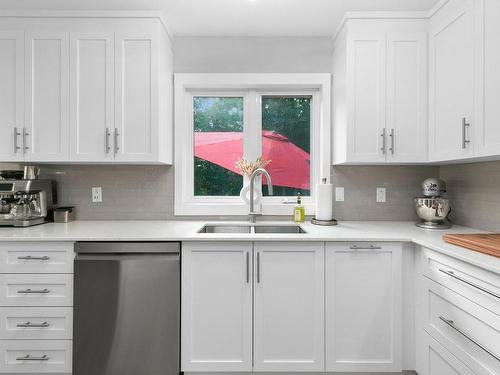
[414,197,451,223]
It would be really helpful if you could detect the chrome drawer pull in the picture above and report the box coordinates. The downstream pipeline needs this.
[17,288,50,294]
[17,255,50,261]
[16,321,50,328]
[16,354,49,361]
[350,245,382,250]
[439,316,500,361]
[438,268,500,299]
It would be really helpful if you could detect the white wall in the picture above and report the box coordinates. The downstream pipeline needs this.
[173,36,333,73]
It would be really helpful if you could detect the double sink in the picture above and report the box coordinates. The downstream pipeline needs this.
[198,223,307,234]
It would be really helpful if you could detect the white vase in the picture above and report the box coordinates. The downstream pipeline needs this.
[240,175,262,208]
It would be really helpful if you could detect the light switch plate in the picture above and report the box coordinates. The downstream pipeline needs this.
[335,187,345,202]
[376,187,386,203]
[92,187,102,203]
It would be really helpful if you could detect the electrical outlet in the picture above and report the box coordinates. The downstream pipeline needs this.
[376,187,386,203]
[335,187,345,202]
[92,187,102,203]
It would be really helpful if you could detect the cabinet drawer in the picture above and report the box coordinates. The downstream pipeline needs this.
[0,274,73,307]
[422,332,477,375]
[0,307,72,340]
[424,278,500,375]
[422,248,500,315]
[0,242,74,274]
[0,340,72,373]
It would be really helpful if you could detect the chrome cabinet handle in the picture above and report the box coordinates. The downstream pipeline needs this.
[17,288,50,294]
[13,127,21,153]
[439,316,500,361]
[438,268,500,299]
[380,128,386,154]
[462,118,471,149]
[246,252,250,284]
[389,128,395,155]
[256,252,260,283]
[16,354,49,361]
[114,128,120,154]
[17,321,50,328]
[22,128,29,153]
[350,245,382,250]
[17,255,50,261]
[105,128,111,154]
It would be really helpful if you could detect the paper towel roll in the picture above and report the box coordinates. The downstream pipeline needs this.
[315,180,333,221]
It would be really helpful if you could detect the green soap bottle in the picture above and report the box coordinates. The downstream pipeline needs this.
[293,193,305,223]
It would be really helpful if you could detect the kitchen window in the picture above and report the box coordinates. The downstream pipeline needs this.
[175,74,331,216]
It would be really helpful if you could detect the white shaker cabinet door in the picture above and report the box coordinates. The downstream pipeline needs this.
[346,33,387,163]
[181,242,252,372]
[326,242,402,372]
[25,31,69,162]
[386,33,428,162]
[475,0,500,157]
[429,2,475,161]
[0,31,24,162]
[253,242,324,372]
[70,33,114,162]
[114,33,159,162]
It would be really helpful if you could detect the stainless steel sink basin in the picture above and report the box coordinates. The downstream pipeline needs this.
[198,225,252,234]
[253,225,306,234]
[198,224,306,234]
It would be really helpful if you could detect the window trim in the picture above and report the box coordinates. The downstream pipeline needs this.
[174,73,331,216]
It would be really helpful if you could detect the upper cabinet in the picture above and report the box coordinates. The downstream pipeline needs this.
[474,0,500,157]
[0,31,24,162]
[428,1,475,161]
[428,0,500,162]
[332,19,428,164]
[0,13,173,164]
[25,31,70,162]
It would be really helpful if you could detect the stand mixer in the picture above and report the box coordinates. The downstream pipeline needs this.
[414,178,452,229]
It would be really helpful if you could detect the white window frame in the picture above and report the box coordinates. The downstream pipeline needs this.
[174,73,331,216]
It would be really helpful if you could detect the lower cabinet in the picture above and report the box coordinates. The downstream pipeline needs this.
[421,333,477,375]
[0,242,74,374]
[181,242,253,372]
[325,242,403,372]
[181,241,325,372]
[253,242,324,372]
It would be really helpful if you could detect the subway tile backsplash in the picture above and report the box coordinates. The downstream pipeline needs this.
[30,164,438,222]
[2,161,499,231]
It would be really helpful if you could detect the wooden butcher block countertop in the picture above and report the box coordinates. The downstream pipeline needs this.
[443,233,500,258]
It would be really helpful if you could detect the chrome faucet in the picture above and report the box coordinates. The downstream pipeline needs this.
[249,168,273,223]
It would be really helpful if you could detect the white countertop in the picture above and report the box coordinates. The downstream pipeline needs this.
[0,220,498,274]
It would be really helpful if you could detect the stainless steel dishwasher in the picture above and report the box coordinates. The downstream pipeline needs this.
[73,242,180,375]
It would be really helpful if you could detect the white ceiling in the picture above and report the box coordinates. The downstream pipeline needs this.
[0,0,440,36]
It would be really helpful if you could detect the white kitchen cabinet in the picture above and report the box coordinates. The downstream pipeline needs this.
[325,242,402,372]
[474,0,500,158]
[333,19,428,164]
[253,242,324,372]
[70,32,114,162]
[114,32,159,163]
[0,31,24,162]
[420,333,478,375]
[24,31,70,162]
[386,33,428,162]
[429,1,475,161]
[0,15,173,164]
[181,242,252,372]
[344,33,387,163]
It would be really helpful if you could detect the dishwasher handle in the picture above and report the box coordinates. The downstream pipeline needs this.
[75,242,180,254]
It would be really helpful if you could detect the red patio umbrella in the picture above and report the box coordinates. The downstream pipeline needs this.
[194,130,310,190]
